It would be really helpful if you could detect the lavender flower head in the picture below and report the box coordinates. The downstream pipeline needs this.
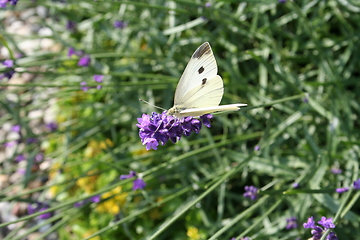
[133,178,146,190]
[114,20,128,29]
[286,216,298,229]
[303,216,337,240]
[120,171,146,190]
[243,185,259,200]
[78,55,91,67]
[353,179,360,190]
[137,112,213,150]
[28,202,53,219]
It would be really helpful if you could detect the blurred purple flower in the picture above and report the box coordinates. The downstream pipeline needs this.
[0,0,7,8]
[26,138,38,144]
[90,195,101,203]
[28,202,52,219]
[243,185,258,200]
[68,47,76,57]
[78,55,91,67]
[46,122,58,131]
[331,167,342,174]
[254,145,260,151]
[353,179,360,190]
[120,170,137,180]
[15,154,25,162]
[35,153,44,162]
[113,20,128,29]
[3,59,14,67]
[96,85,102,89]
[11,125,21,133]
[205,2,211,7]
[66,20,76,31]
[137,112,212,150]
[80,82,89,92]
[9,0,18,5]
[74,195,101,208]
[68,47,83,58]
[336,187,349,193]
[133,178,146,190]
[286,216,298,229]
[4,140,17,147]
[93,74,103,83]
[0,60,15,80]
[292,182,299,188]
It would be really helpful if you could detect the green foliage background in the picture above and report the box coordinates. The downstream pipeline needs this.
[0,0,360,239]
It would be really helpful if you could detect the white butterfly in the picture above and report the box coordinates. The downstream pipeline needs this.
[167,42,247,118]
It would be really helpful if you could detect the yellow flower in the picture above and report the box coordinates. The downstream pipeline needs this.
[84,139,113,158]
[95,186,128,215]
[187,226,200,240]
[76,171,98,194]
[83,230,100,240]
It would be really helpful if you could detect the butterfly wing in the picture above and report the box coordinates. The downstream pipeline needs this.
[167,42,247,118]
[173,42,223,109]
[178,104,247,118]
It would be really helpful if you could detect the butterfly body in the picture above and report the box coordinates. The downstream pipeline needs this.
[167,42,246,118]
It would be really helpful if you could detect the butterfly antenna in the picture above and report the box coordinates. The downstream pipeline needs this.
[139,99,166,111]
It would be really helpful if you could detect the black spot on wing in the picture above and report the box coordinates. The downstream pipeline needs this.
[192,42,212,59]
[202,78,207,85]
[198,66,204,74]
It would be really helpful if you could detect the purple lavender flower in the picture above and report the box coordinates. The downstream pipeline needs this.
[46,122,58,131]
[90,195,101,203]
[120,170,137,180]
[303,216,316,229]
[15,154,25,162]
[68,47,76,57]
[318,217,335,229]
[74,195,101,208]
[331,167,342,174]
[292,182,299,188]
[0,0,17,8]
[0,0,7,8]
[80,81,89,92]
[254,145,260,151]
[68,47,83,58]
[66,20,76,31]
[28,202,52,219]
[353,179,360,190]
[336,187,349,193]
[243,185,258,200]
[4,140,17,147]
[0,60,15,80]
[93,74,103,83]
[26,138,38,144]
[3,59,14,68]
[286,216,298,229]
[35,153,44,162]
[133,178,146,190]
[137,112,213,150]
[78,55,91,67]
[113,20,128,29]
[303,216,337,240]
[11,125,21,133]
